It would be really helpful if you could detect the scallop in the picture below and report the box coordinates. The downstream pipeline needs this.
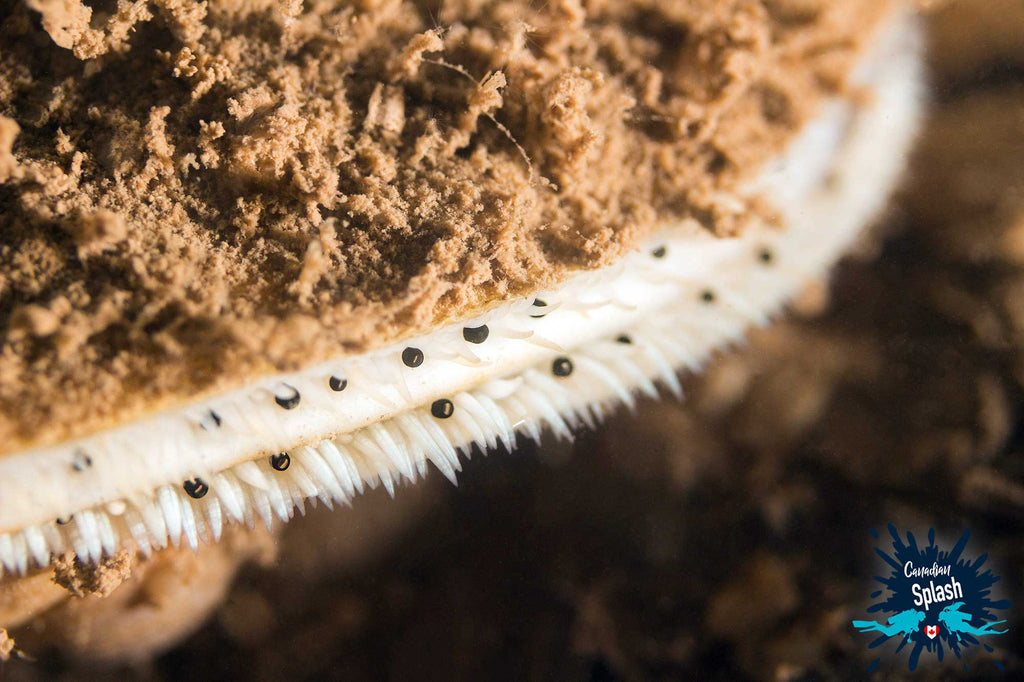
[0,5,925,576]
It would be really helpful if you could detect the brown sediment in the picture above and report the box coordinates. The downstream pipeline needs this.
[51,550,136,599]
[0,627,13,662]
[0,0,891,453]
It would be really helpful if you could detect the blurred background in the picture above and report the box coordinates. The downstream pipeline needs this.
[6,0,1024,679]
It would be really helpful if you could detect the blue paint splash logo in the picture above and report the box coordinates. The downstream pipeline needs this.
[851,525,1011,672]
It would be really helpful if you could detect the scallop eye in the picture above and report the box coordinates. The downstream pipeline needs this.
[652,245,667,258]
[274,385,301,409]
[430,399,454,419]
[328,376,348,392]
[701,290,716,304]
[530,299,548,318]
[616,335,632,345]
[200,410,222,430]
[758,247,774,264]
[183,478,209,499]
[270,453,291,471]
[71,450,92,472]
[402,347,424,367]
[552,357,573,377]
[462,325,489,344]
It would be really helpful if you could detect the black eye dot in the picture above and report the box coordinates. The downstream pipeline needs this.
[652,245,667,258]
[530,299,548,318]
[270,453,291,471]
[329,375,348,392]
[701,289,716,304]
[183,478,209,499]
[56,515,73,526]
[71,450,92,472]
[552,357,574,377]
[616,334,632,345]
[201,410,222,430]
[462,325,489,344]
[402,347,424,367]
[430,398,454,419]
[758,247,774,264]
[274,385,301,409]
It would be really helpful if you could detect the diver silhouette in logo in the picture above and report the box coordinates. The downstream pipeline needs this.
[939,602,1008,642]
[852,609,924,642]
